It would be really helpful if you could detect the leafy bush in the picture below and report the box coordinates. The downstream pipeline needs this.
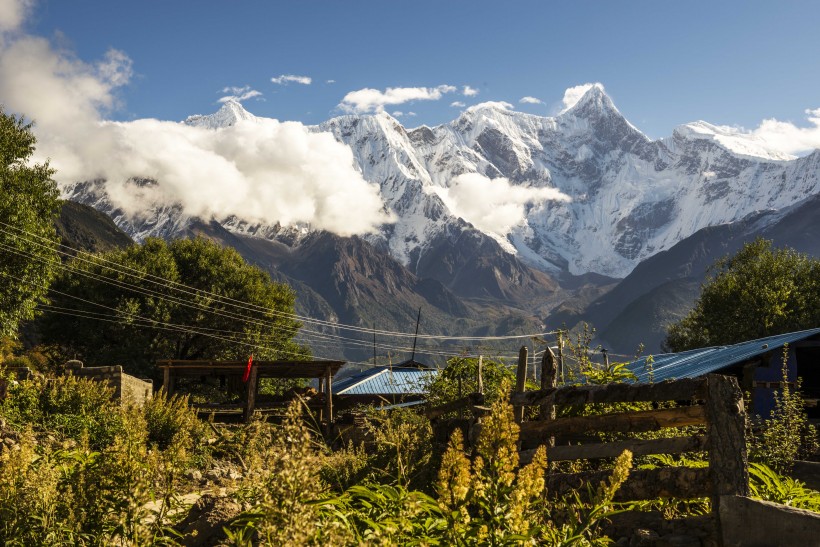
[426,355,517,407]
[143,388,203,451]
[750,346,819,473]
[361,407,433,489]
[749,462,820,512]
[1,375,124,450]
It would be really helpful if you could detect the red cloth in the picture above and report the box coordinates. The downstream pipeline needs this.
[243,354,253,383]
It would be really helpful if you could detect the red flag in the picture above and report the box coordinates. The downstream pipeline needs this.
[243,354,253,383]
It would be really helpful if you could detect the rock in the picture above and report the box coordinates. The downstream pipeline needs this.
[227,470,242,480]
[185,469,203,481]
[630,529,661,547]
[176,494,241,547]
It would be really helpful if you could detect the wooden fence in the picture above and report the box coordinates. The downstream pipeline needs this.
[426,347,750,543]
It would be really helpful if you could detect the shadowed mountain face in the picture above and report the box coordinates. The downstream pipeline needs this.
[55,201,134,257]
[557,195,820,355]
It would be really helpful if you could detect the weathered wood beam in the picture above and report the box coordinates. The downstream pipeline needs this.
[510,377,707,408]
[539,345,557,422]
[546,466,711,502]
[515,404,706,439]
[520,435,708,464]
[325,365,333,437]
[514,346,528,423]
[242,362,258,424]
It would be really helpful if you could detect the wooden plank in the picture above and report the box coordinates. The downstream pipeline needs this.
[325,364,333,436]
[516,404,706,440]
[426,393,485,419]
[510,377,707,408]
[546,466,711,502]
[705,374,750,506]
[519,435,708,464]
[477,355,483,394]
[163,365,172,395]
[514,346,528,423]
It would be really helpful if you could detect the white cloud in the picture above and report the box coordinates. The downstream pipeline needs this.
[466,101,513,112]
[520,96,543,105]
[339,84,456,113]
[392,111,403,117]
[450,101,466,108]
[0,0,31,33]
[271,74,312,85]
[745,108,820,156]
[429,173,570,236]
[463,85,478,97]
[406,111,416,117]
[326,79,335,84]
[560,82,603,112]
[0,8,390,237]
[218,85,262,103]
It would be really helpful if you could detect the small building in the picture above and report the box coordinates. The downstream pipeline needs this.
[628,328,820,418]
[65,361,153,407]
[332,365,438,406]
[156,359,344,427]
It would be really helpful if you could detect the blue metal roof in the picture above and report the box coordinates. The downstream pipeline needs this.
[627,328,820,382]
[333,366,438,396]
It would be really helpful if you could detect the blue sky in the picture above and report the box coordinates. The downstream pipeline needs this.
[22,0,820,138]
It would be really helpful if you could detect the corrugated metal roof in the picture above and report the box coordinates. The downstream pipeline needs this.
[627,328,820,382]
[333,366,438,395]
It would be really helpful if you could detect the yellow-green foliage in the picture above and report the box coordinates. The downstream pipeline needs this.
[228,401,352,546]
[1,375,124,450]
[0,376,205,545]
[361,407,433,488]
[435,381,633,546]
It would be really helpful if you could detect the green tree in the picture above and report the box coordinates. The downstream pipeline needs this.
[425,355,517,408]
[0,109,61,338]
[664,238,820,352]
[39,237,308,376]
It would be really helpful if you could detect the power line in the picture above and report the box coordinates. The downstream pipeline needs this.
[0,221,560,341]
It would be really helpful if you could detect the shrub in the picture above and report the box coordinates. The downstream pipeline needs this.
[361,407,433,489]
[751,346,819,473]
[143,388,203,451]
[0,374,124,450]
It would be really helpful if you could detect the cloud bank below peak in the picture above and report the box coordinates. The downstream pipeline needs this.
[429,173,570,237]
[0,1,390,236]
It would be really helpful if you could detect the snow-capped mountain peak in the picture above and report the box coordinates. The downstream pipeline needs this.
[561,83,616,119]
[64,88,820,282]
[672,120,796,161]
[184,99,257,129]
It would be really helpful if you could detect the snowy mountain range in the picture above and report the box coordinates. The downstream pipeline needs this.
[61,85,820,355]
[69,85,818,279]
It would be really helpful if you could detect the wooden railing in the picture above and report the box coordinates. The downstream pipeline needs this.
[426,348,750,544]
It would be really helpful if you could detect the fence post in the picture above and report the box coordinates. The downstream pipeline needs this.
[477,355,484,395]
[243,363,259,424]
[705,374,750,532]
[539,346,557,422]
[514,346,528,423]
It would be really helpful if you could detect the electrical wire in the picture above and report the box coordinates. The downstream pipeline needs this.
[0,221,560,341]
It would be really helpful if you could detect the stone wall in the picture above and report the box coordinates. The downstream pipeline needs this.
[67,361,153,407]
